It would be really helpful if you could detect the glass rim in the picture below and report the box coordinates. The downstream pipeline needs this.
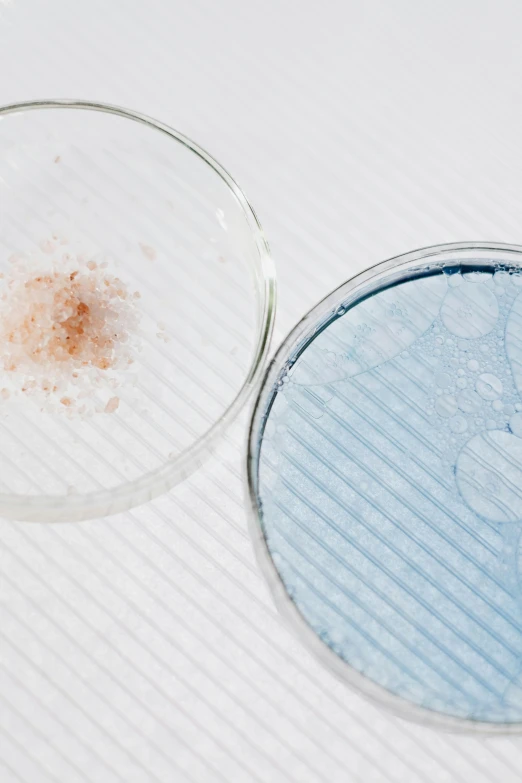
[245,241,522,734]
[0,98,276,521]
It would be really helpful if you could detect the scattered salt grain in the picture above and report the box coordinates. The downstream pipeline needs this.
[39,239,55,254]
[105,396,120,414]
[139,243,157,261]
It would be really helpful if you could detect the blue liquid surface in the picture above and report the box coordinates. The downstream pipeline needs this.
[257,266,522,723]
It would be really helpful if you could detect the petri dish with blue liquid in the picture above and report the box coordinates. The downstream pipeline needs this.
[247,243,522,731]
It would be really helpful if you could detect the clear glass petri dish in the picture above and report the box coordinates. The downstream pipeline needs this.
[0,99,275,522]
[247,242,522,733]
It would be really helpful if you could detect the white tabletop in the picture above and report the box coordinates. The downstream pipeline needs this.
[2,0,522,780]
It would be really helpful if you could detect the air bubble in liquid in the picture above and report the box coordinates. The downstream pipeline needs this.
[436,395,458,418]
[476,373,503,401]
[449,415,468,434]
[458,389,482,413]
[441,282,498,338]
[456,431,522,522]
[435,372,451,388]
[448,274,463,287]
[463,271,490,283]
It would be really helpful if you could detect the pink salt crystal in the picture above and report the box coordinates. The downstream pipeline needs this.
[105,396,119,413]
[87,260,97,271]
[54,156,61,164]
[139,243,157,262]
[1,388,10,400]
[60,396,72,406]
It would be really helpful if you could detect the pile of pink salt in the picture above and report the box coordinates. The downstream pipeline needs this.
[0,242,141,415]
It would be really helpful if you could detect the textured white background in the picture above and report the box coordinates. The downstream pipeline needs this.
[2,0,522,781]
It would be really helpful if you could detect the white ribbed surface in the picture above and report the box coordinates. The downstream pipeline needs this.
[2,0,522,780]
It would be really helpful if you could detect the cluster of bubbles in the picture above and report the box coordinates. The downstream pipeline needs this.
[399,268,522,535]
[412,271,522,469]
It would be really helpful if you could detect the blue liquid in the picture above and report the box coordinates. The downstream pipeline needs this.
[257,266,522,723]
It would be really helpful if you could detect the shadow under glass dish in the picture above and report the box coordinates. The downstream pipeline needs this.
[247,242,522,732]
[0,100,275,522]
